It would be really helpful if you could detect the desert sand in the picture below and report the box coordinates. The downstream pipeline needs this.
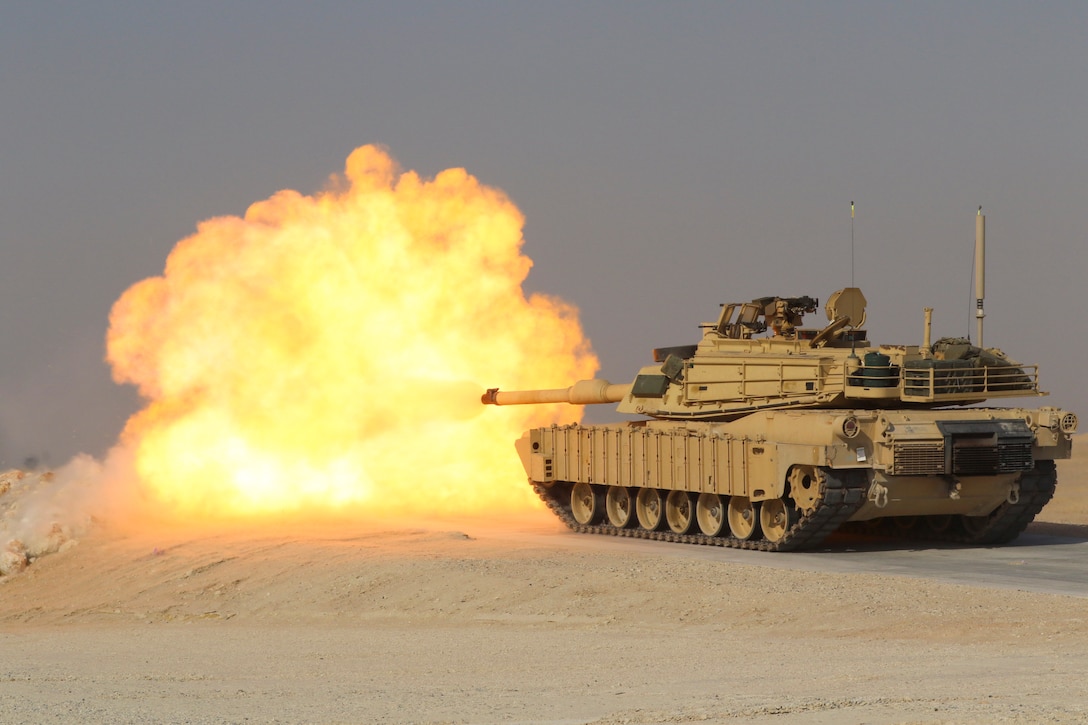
[1,436,1086,724]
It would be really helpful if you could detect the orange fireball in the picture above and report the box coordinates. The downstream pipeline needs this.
[106,145,597,520]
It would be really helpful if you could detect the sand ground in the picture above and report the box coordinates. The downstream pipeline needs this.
[1,436,1086,724]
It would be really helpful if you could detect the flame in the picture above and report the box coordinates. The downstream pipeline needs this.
[106,145,597,521]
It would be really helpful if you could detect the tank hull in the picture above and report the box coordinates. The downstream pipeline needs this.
[516,406,1071,550]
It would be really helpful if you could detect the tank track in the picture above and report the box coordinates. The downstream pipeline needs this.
[843,460,1057,547]
[532,468,869,552]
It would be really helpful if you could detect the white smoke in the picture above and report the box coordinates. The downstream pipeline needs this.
[0,446,138,576]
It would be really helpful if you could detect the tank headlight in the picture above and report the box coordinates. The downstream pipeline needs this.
[1060,412,1078,434]
[835,415,860,439]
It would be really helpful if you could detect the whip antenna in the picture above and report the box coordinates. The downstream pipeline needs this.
[975,206,985,348]
[849,201,857,359]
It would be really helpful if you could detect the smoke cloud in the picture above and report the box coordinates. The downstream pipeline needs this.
[2,145,598,575]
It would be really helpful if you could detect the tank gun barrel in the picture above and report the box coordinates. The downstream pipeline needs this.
[482,379,631,406]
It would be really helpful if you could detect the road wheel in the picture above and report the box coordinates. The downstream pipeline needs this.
[893,516,919,533]
[665,490,696,534]
[960,513,993,541]
[605,486,636,528]
[696,493,727,536]
[636,488,665,531]
[727,496,761,540]
[926,514,955,534]
[570,482,603,525]
[760,498,798,543]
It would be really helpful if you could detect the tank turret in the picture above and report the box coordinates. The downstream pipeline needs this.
[483,288,1048,421]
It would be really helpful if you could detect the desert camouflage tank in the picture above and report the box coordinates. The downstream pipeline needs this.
[482,219,1076,551]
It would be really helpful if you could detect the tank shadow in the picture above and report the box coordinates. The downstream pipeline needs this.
[801,523,1088,554]
[1024,521,1088,541]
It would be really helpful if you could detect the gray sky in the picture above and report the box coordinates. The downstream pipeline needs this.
[1,1,1085,467]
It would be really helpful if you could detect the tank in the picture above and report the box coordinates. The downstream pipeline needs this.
[483,270,1077,552]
